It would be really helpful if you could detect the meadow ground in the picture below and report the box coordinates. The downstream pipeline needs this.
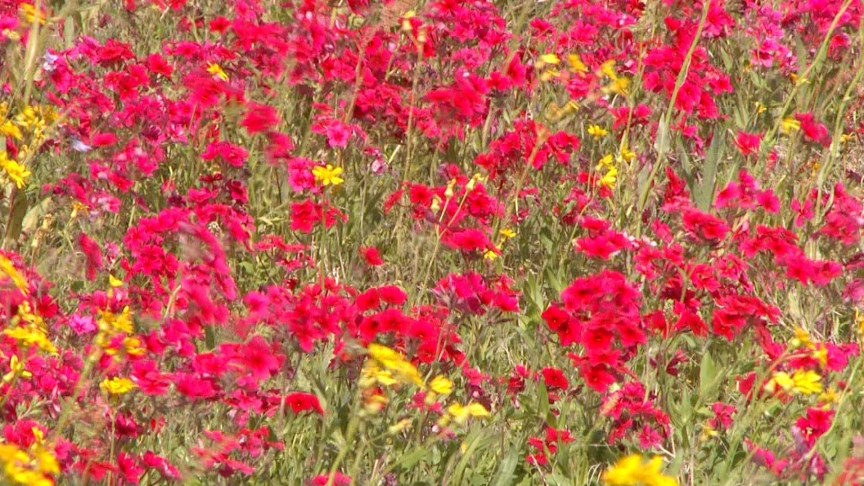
[1,0,864,485]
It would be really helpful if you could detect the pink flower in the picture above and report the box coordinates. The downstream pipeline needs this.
[324,120,352,148]
[69,314,97,335]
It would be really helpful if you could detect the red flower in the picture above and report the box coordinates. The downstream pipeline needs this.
[539,367,569,390]
[225,336,285,387]
[443,228,494,253]
[734,131,762,156]
[796,112,831,147]
[377,285,407,306]
[91,132,118,147]
[579,363,617,392]
[355,289,380,312]
[284,392,324,415]
[308,472,351,485]
[290,200,324,233]
[131,360,172,396]
[681,208,729,241]
[78,233,104,281]
[176,373,219,400]
[241,103,279,134]
[360,246,384,266]
[142,451,181,481]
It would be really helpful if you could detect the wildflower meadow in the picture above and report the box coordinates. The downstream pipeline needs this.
[1,0,864,484]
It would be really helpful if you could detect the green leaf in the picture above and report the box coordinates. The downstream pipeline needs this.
[491,447,520,486]
[205,325,216,350]
[654,114,670,156]
[695,128,723,211]
[394,446,430,470]
[699,350,716,398]
[452,429,495,484]
[546,472,573,486]
[537,380,550,423]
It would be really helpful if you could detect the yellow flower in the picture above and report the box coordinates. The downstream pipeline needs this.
[781,117,800,134]
[0,443,26,464]
[100,377,137,396]
[207,62,229,81]
[540,69,561,82]
[603,454,643,485]
[465,173,484,191]
[0,255,29,294]
[2,355,31,383]
[0,431,58,486]
[362,391,389,415]
[600,60,617,78]
[4,326,56,355]
[367,343,423,387]
[33,448,59,476]
[700,424,718,442]
[98,307,134,335]
[598,166,618,189]
[483,249,499,261]
[767,369,823,396]
[789,73,808,85]
[818,387,839,406]
[0,152,31,189]
[499,228,516,240]
[791,369,823,395]
[19,3,46,25]
[595,154,618,188]
[620,147,637,162]
[444,178,456,198]
[2,29,21,41]
[7,467,53,486]
[368,343,402,367]
[766,371,794,394]
[0,121,22,140]
[602,453,678,486]
[539,53,560,65]
[401,10,416,32]
[360,361,398,388]
[430,196,441,213]
[312,164,344,187]
[122,336,146,356]
[567,53,588,73]
[600,60,630,95]
[70,201,88,219]
[465,402,489,418]
[14,106,44,132]
[812,345,828,368]
[429,375,454,395]
[790,327,812,349]
[390,359,424,387]
[588,125,609,138]
[109,274,124,288]
[388,418,412,434]
[445,402,489,426]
